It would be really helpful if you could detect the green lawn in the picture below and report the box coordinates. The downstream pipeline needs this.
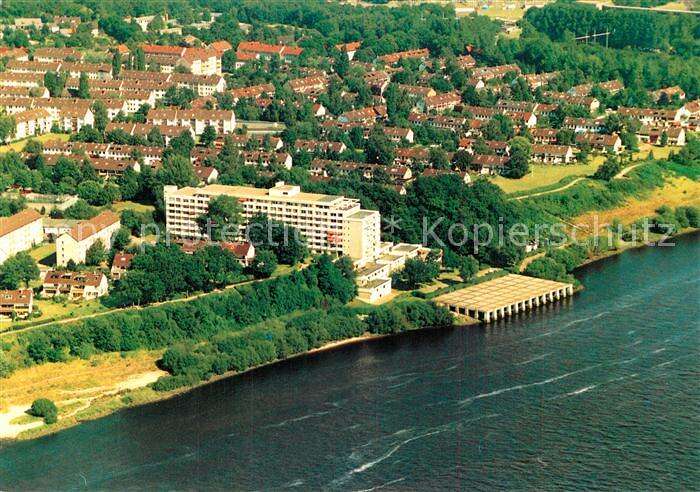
[0,133,69,154]
[492,162,600,194]
[0,298,109,332]
[111,201,156,214]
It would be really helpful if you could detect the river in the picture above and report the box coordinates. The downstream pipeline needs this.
[1,234,699,490]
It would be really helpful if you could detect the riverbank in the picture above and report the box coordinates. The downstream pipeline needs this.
[0,332,393,441]
[3,225,698,441]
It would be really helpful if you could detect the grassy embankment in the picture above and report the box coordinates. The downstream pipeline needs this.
[0,133,69,154]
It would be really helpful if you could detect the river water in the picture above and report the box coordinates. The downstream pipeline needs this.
[1,234,698,490]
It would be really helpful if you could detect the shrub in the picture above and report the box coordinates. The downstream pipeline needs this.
[29,398,58,424]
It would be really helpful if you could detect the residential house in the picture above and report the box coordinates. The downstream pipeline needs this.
[531,144,576,164]
[12,108,54,140]
[636,126,686,146]
[41,271,109,300]
[335,41,361,60]
[235,41,303,65]
[110,252,134,280]
[563,117,606,133]
[575,133,623,154]
[338,105,387,124]
[378,48,430,65]
[0,290,33,320]
[56,211,121,266]
[146,108,236,135]
[383,127,414,143]
[424,92,462,112]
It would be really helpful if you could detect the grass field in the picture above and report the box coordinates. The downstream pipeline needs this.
[111,201,155,214]
[0,133,69,154]
[492,162,600,194]
[28,242,55,264]
[572,176,700,237]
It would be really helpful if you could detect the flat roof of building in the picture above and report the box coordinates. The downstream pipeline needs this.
[347,210,377,220]
[435,274,573,312]
[356,262,388,277]
[358,278,391,290]
[169,184,346,205]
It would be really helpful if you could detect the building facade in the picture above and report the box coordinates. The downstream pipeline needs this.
[164,182,381,264]
[0,209,43,264]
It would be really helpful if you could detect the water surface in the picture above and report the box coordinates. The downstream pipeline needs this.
[1,235,699,490]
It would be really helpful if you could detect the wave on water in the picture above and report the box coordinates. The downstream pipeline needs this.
[263,410,333,429]
[282,479,305,488]
[521,311,612,341]
[548,385,597,400]
[334,415,499,485]
[515,352,552,366]
[353,477,406,492]
[459,364,601,405]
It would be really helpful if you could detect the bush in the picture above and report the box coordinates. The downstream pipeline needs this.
[29,398,58,424]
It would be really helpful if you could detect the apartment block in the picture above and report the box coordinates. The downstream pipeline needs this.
[0,209,44,263]
[164,182,381,264]
[56,211,121,266]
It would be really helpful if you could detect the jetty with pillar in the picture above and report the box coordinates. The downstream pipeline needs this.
[435,274,574,323]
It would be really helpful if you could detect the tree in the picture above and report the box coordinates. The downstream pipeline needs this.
[458,255,479,282]
[483,114,515,141]
[85,239,106,266]
[250,249,277,279]
[77,72,90,99]
[0,252,40,288]
[197,195,243,242]
[111,227,131,252]
[157,154,197,187]
[392,258,439,289]
[503,136,531,179]
[660,130,668,147]
[314,254,356,303]
[200,125,217,147]
[167,131,195,157]
[29,398,58,425]
[111,51,122,78]
[452,149,473,171]
[92,101,108,133]
[333,49,349,78]
[44,71,66,97]
[147,14,166,32]
[147,127,165,147]
[593,156,622,181]
[365,128,395,165]
[246,215,308,265]
[0,114,16,144]
[429,147,450,169]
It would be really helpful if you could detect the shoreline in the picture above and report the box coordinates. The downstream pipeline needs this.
[2,228,698,442]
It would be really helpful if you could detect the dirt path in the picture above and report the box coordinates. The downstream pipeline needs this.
[614,163,642,179]
[513,177,586,200]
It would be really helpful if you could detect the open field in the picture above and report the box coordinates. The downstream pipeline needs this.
[492,162,600,194]
[572,176,700,237]
[0,133,69,154]
[0,351,165,439]
[111,201,155,214]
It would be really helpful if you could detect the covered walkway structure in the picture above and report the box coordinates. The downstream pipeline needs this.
[435,274,574,323]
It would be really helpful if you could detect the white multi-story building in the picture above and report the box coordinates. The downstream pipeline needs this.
[164,182,381,265]
[56,211,121,266]
[0,209,44,264]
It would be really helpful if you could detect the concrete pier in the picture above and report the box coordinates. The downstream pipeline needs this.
[435,274,574,324]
